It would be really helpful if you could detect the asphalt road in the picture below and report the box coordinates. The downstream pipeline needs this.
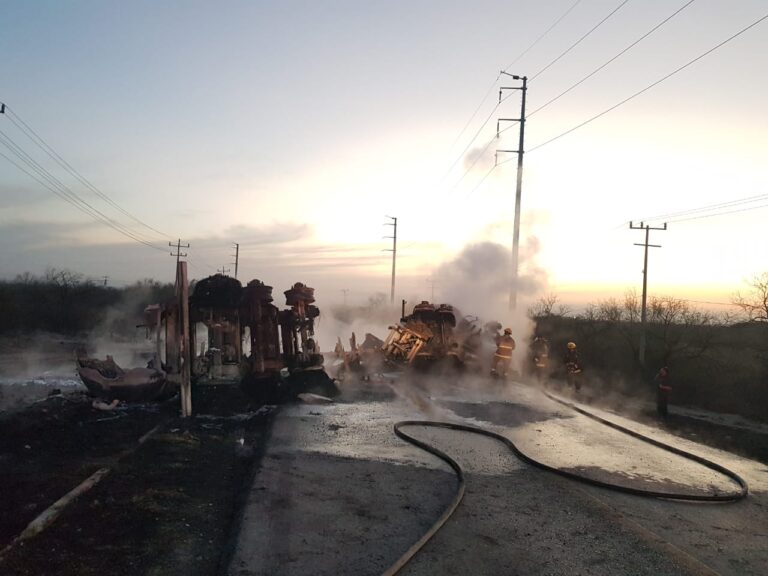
[228,378,768,576]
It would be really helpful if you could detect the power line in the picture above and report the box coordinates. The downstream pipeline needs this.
[0,135,165,251]
[530,0,632,81]
[681,298,738,307]
[527,0,697,120]
[446,75,500,152]
[527,11,768,154]
[437,91,514,187]
[0,107,227,271]
[634,192,768,223]
[668,202,768,223]
[1,105,171,240]
[0,112,165,249]
[428,0,586,201]
[502,0,583,72]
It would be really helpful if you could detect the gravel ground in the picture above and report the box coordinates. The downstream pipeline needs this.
[230,378,768,576]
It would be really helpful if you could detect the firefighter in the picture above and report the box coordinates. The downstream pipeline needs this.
[530,335,550,382]
[563,341,582,391]
[491,327,516,378]
[655,366,671,418]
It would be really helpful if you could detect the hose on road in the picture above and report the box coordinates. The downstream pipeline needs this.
[383,390,748,575]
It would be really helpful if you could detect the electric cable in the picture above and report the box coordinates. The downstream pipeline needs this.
[527,11,768,154]
[527,0,697,119]
[530,0,632,81]
[0,106,223,269]
[425,0,585,204]
[667,202,768,223]
[0,138,165,251]
[502,0,583,73]
[383,389,748,575]
[634,192,768,223]
[2,105,172,240]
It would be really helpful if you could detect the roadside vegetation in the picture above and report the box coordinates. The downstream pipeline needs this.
[0,269,173,337]
[528,274,768,420]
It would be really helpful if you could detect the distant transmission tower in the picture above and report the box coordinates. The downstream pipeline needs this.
[383,216,397,304]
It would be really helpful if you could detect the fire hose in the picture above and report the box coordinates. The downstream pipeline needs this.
[382,390,749,576]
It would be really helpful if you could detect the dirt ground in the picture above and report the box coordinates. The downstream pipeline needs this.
[0,386,273,576]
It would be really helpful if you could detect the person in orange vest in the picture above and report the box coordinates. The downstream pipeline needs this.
[491,327,516,377]
[655,366,671,418]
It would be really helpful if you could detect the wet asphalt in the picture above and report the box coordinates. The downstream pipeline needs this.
[229,378,768,576]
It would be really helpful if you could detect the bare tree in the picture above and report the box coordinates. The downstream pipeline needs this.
[647,295,720,365]
[527,293,561,319]
[732,272,768,321]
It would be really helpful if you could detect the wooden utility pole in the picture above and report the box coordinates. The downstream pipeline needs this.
[340,289,349,305]
[496,72,527,311]
[630,221,667,367]
[232,243,240,279]
[384,216,397,305]
[175,261,192,417]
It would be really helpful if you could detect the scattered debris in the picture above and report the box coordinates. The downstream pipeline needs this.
[77,355,173,403]
[297,393,334,405]
[91,399,120,411]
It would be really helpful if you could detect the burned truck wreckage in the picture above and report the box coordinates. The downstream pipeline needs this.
[337,300,501,380]
[77,273,337,404]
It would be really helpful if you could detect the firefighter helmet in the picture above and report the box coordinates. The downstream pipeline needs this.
[567,341,577,350]
[504,328,512,335]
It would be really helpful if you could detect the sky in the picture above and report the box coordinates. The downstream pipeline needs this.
[1,0,767,319]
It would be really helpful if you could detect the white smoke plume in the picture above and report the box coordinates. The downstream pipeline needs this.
[434,238,547,323]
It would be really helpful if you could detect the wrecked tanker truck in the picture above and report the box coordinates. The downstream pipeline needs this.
[77,274,337,403]
[382,300,492,371]
[335,300,497,380]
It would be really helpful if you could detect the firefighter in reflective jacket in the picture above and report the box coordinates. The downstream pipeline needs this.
[564,342,582,391]
[491,328,516,377]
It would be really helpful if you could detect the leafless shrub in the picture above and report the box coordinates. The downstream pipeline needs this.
[732,272,768,322]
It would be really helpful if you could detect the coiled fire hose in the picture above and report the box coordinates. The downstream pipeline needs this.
[382,390,748,576]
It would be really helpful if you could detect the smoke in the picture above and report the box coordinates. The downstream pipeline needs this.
[433,238,546,320]
[314,292,397,354]
[463,145,496,172]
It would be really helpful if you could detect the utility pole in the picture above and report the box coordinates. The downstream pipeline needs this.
[496,72,527,311]
[384,216,397,305]
[101,275,109,287]
[340,289,349,305]
[169,239,189,266]
[426,276,438,302]
[232,243,240,279]
[629,221,667,368]
[218,266,231,276]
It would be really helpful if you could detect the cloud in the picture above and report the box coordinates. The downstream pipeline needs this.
[191,222,313,248]
[0,218,387,289]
